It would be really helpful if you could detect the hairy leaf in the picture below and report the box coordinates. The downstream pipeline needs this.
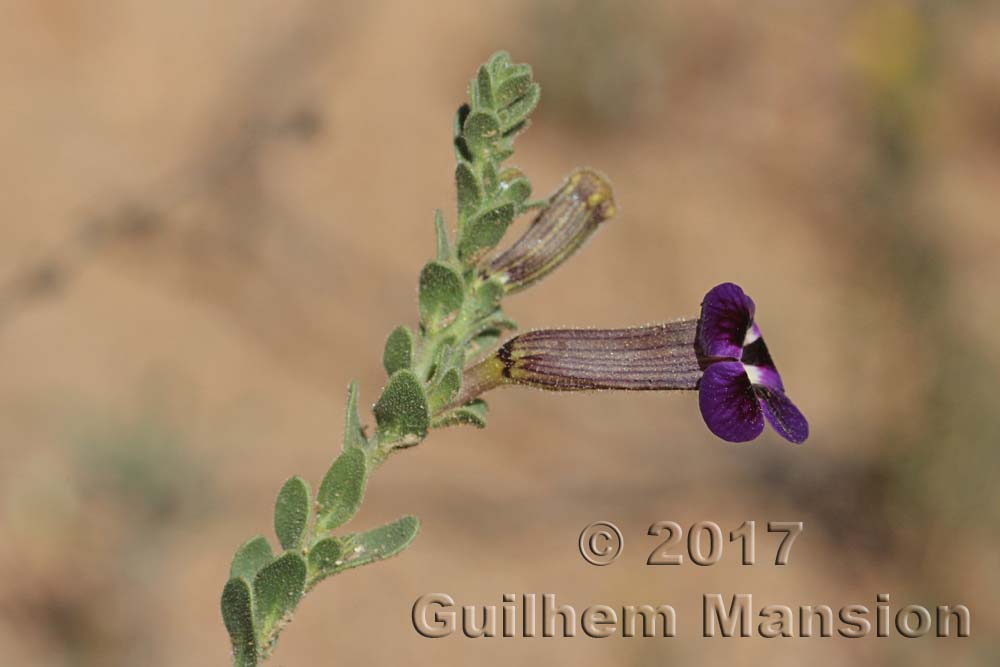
[428,367,461,415]
[499,177,532,208]
[253,552,306,646]
[338,515,421,571]
[307,536,344,583]
[457,203,515,262]
[374,370,430,445]
[230,535,273,582]
[455,162,482,216]
[463,110,501,154]
[488,51,512,77]
[499,83,539,133]
[419,262,465,332]
[475,65,493,109]
[221,577,257,667]
[383,326,415,376]
[274,476,310,551]
[315,446,367,534]
[343,380,367,451]
[432,399,488,429]
[495,73,533,109]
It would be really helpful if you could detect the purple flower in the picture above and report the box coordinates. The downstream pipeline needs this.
[451,281,807,445]
[697,283,808,444]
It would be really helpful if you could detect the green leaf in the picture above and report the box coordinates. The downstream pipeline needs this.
[428,367,461,414]
[434,209,451,261]
[499,177,532,208]
[495,73,533,109]
[374,369,430,445]
[502,63,532,82]
[316,446,367,534]
[425,335,458,382]
[488,51,512,78]
[253,552,306,645]
[481,161,499,195]
[472,277,505,317]
[230,535,273,582]
[457,203,515,262]
[492,144,516,162]
[383,326,415,376]
[432,399,488,429]
[419,262,465,331]
[221,577,258,667]
[309,538,343,569]
[499,83,539,132]
[274,476,310,551]
[306,536,344,586]
[338,515,421,571]
[475,65,494,109]
[455,162,482,217]
[343,380,367,451]
[463,111,501,153]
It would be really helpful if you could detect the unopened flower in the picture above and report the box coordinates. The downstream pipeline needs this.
[454,282,808,444]
[486,168,615,293]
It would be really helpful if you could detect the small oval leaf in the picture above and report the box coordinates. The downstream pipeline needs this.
[383,326,415,376]
[253,552,307,643]
[462,110,500,153]
[230,535,273,582]
[500,83,539,133]
[316,446,368,534]
[339,515,421,572]
[274,476,310,551]
[455,162,482,216]
[373,370,430,445]
[419,262,465,332]
[495,72,533,109]
[221,577,258,667]
[306,536,344,587]
[457,203,515,262]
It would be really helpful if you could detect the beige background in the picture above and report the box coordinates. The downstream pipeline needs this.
[1,1,998,664]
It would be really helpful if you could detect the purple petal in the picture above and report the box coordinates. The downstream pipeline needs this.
[756,387,809,444]
[698,361,764,443]
[699,283,755,359]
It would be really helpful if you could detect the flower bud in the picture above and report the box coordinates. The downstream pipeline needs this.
[486,168,615,293]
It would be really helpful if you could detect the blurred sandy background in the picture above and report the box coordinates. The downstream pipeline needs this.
[1,0,998,665]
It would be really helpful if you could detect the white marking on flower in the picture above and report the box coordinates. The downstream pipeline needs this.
[744,364,765,385]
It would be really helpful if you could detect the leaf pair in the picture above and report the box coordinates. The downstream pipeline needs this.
[222,543,306,665]
[307,515,420,589]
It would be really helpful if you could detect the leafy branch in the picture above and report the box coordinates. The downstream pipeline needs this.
[220,51,545,665]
